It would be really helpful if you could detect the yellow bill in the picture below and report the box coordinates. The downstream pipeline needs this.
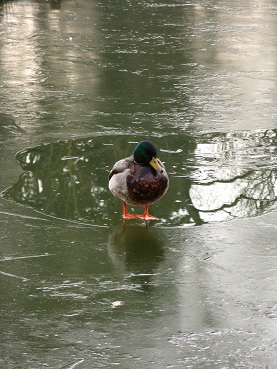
[149,157,163,172]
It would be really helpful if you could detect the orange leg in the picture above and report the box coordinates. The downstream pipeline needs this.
[122,201,139,219]
[137,205,158,220]
[122,202,157,220]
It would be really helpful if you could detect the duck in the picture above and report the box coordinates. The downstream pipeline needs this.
[108,141,169,220]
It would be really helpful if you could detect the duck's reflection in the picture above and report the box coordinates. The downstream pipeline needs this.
[107,224,164,286]
[1,130,277,226]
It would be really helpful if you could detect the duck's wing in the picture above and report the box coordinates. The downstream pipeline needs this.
[108,156,134,181]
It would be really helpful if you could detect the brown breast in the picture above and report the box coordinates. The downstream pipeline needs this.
[126,164,168,205]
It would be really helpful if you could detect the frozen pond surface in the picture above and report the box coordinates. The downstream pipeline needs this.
[0,0,277,368]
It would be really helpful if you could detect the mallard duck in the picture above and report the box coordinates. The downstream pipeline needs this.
[109,141,169,220]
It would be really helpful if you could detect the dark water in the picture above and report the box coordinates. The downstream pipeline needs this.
[2,130,277,226]
[0,1,277,368]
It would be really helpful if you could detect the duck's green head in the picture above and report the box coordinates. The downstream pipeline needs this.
[133,141,163,172]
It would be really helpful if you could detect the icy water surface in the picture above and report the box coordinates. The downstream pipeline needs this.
[0,0,277,368]
[3,129,277,226]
